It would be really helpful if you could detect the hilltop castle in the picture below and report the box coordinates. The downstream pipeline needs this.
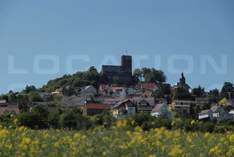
[101,55,133,85]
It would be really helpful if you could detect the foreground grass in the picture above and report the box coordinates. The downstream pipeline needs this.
[0,124,234,157]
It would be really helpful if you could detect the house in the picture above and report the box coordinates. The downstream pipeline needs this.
[77,85,97,98]
[172,100,195,117]
[198,109,213,120]
[99,84,127,97]
[210,105,231,121]
[0,100,7,104]
[195,97,210,110]
[136,99,154,113]
[198,105,231,121]
[52,88,63,96]
[62,95,89,107]
[100,97,124,106]
[229,110,234,121]
[151,100,171,118]
[82,103,109,116]
[112,99,136,118]
[131,97,155,113]
[111,86,127,97]
[135,83,159,92]
[38,92,53,101]
[0,101,19,115]
[142,90,154,97]
[126,88,143,97]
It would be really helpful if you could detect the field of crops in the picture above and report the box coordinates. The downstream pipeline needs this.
[0,121,234,157]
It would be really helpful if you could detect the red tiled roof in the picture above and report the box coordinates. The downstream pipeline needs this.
[85,103,109,109]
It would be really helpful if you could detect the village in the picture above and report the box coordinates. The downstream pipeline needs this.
[1,55,234,123]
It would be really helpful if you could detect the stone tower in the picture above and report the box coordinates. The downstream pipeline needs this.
[121,55,132,75]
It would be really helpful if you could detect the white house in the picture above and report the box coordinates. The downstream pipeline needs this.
[198,109,213,120]
[198,105,231,121]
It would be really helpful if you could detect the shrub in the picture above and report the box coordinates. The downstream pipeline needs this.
[214,123,234,133]
[132,113,172,130]
[17,112,49,129]
[197,121,215,132]
[91,112,115,127]
[31,106,49,119]
[48,110,60,128]
[0,112,16,128]
[59,110,92,130]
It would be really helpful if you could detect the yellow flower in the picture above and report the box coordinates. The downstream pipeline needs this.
[116,119,128,128]
[227,146,234,157]
[18,126,28,132]
[228,134,234,142]
[190,120,196,125]
[102,151,107,156]
[74,133,82,139]
[18,137,32,150]
[0,128,10,138]
[169,145,183,157]
[148,154,156,157]
[21,137,31,145]
[209,145,222,155]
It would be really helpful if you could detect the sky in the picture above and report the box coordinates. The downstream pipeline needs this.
[0,0,234,94]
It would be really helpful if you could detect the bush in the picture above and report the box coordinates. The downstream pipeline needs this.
[48,110,61,128]
[214,123,234,133]
[131,113,172,131]
[197,121,215,132]
[17,112,49,129]
[31,106,49,119]
[59,110,92,130]
[0,112,16,128]
[91,112,115,127]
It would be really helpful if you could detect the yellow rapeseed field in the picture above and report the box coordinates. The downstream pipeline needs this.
[0,120,234,157]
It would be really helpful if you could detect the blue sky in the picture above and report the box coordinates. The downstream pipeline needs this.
[0,0,234,93]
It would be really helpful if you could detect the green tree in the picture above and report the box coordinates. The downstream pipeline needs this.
[23,85,37,94]
[208,89,220,103]
[133,68,166,83]
[192,86,206,97]
[7,91,18,103]
[28,91,43,102]
[17,94,30,112]
[153,83,171,98]
[173,87,191,100]
[221,82,234,99]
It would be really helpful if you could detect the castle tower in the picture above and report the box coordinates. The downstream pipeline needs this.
[121,55,132,74]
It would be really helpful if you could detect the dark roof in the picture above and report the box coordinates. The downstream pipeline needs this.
[131,97,155,106]
[62,96,87,106]
[112,99,134,109]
